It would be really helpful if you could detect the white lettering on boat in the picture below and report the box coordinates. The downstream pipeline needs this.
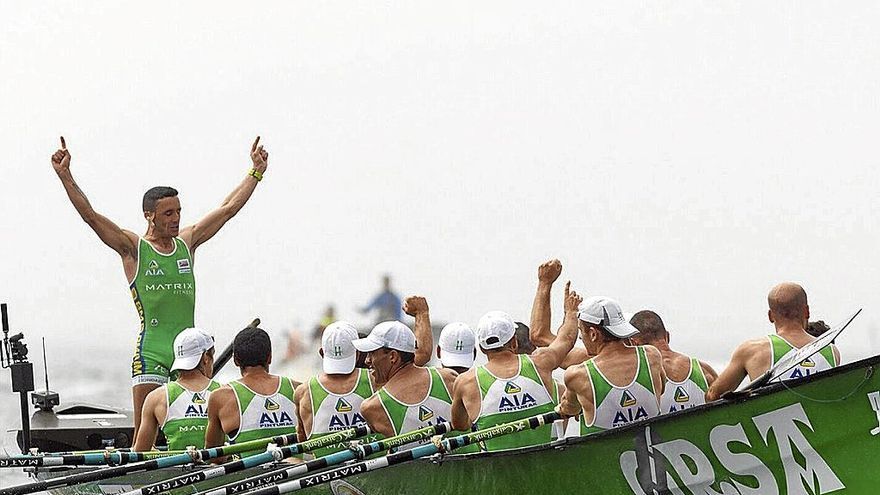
[619,403,843,495]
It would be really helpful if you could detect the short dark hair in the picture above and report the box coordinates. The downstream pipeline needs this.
[397,350,415,364]
[143,186,179,212]
[806,320,830,338]
[233,326,271,369]
[629,310,667,343]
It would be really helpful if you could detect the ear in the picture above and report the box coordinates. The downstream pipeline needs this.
[767,309,774,323]
[804,304,810,321]
[267,350,272,366]
[319,348,324,358]
[436,346,442,359]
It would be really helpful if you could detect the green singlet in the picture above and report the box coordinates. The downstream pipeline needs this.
[162,380,221,450]
[228,377,298,457]
[307,369,377,458]
[130,237,196,384]
[474,355,558,451]
[376,367,459,452]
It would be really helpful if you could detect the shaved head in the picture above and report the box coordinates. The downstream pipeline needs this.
[629,310,667,344]
[768,283,808,321]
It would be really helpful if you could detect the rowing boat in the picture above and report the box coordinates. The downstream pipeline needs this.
[10,352,879,494]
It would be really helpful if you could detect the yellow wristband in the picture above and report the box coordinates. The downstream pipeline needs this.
[249,168,263,182]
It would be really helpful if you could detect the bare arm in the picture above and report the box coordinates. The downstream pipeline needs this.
[560,347,591,369]
[51,137,137,257]
[205,387,234,448]
[132,388,163,451]
[360,396,395,439]
[529,260,562,347]
[180,137,269,251]
[558,365,591,421]
[706,342,755,402]
[403,296,433,367]
[294,382,310,443]
[698,360,719,387]
[531,288,583,371]
[451,372,474,431]
[644,345,667,397]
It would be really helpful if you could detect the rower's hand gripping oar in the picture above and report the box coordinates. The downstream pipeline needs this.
[195,422,454,495]
[239,412,561,495]
[212,318,260,375]
[124,424,372,495]
[0,430,299,495]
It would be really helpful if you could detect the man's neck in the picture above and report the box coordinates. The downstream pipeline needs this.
[144,228,174,247]
[596,339,631,356]
[775,320,807,336]
[176,370,211,390]
[385,362,416,384]
[240,365,272,379]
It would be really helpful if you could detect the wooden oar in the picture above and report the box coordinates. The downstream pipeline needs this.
[212,318,260,375]
[194,422,453,495]
[124,424,371,495]
[0,429,298,495]
[245,412,560,494]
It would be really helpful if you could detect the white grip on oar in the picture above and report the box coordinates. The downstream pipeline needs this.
[869,391,880,436]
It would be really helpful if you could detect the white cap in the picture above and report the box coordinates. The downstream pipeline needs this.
[577,297,640,339]
[321,321,359,375]
[352,321,416,353]
[477,311,517,350]
[438,322,476,369]
[171,328,214,371]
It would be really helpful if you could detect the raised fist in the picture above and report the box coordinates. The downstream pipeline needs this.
[564,286,583,313]
[51,136,71,173]
[403,296,429,317]
[538,259,562,284]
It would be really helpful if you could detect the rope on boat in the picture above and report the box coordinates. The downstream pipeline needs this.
[779,365,875,404]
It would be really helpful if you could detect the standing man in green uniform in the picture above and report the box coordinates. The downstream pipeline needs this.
[450,288,582,451]
[132,327,221,451]
[51,136,270,437]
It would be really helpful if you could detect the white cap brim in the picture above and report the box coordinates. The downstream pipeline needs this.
[323,354,356,374]
[606,321,640,339]
[352,335,384,353]
[440,352,474,369]
[171,355,201,372]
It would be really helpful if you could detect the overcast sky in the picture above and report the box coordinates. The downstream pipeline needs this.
[1,1,879,419]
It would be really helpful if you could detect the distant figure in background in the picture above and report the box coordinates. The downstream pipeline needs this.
[133,328,220,451]
[707,283,840,401]
[628,310,717,413]
[437,322,477,374]
[50,136,271,438]
[361,275,402,324]
[806,320,831,338]
[311,305,337,343]
[206,326,301,455]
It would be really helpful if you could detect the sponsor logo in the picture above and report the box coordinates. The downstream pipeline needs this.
[265,397,280,411]
[418,405,434,421]
[504,382,522,394]
[619,403,844,495]
[801,358,816,368]
[455,340,464,351]
[620,390,637,407]
[499,393,538,412]
[184,404,207,417]
[151,318,159,327]
[333,345,343,357]
[145,260,165,276]
[674,386,690,403]
[177,258,191,274]
[259,411,295,427]
[143,282,195,296]
[192,392,206,404]
[335,398,353,413]
[176,424,206,433]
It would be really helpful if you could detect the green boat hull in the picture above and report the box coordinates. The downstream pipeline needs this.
[297,354,880,494]
[29,354,880,495]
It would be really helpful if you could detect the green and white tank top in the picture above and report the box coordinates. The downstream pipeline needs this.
[768,334,837,382]
[307,369,374,457]
[580,346,660,435]
[162,380,221,450]
[659,357,708,413]
[228,377,298,456]
[130,238,195,366]
[377,367,452,451]
[475,355,557,451]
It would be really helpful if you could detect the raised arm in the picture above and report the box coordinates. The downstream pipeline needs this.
[529,259,562,347]
[403,296,433,366]
[180,136,269,251]
[531,287,583,370]
[52,137,138,257]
